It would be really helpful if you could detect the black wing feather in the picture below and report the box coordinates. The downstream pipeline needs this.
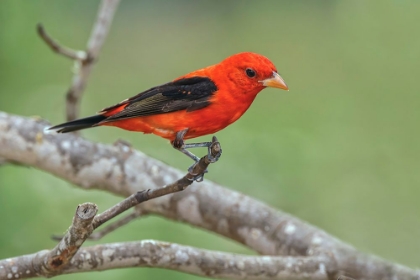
[49,115,107,133]
[101,76,217,122]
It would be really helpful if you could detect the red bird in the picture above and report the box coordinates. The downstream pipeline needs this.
[49,52,288,162]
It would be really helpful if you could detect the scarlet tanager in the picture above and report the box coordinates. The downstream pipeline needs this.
[49,52,288,162]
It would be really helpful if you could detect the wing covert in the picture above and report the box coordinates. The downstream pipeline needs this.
[100,76,217,122]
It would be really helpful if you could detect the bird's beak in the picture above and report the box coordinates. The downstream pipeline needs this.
[261,72,289,90]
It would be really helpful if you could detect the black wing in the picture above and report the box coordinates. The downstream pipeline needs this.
[100,76,217,123]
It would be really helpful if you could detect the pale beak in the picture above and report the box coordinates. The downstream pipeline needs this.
[261,72,289,90]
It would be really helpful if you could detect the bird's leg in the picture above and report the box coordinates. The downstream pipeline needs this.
[172,129,200,162]
[184,141,221,163]
[172,130,222,163]
[188,136,222,182]
[172,130,222,182]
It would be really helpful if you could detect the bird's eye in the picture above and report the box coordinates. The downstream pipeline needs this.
[245,68,256,78]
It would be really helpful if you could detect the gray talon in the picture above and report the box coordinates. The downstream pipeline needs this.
[188,163,208,182]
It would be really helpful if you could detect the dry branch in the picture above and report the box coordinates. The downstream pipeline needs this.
[0,111,419,280]
[0,241,331,280]
[37,24,87,61]
[38,0,121,121]
[41,203,97,276]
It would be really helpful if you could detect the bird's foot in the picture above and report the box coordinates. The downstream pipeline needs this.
[172,129,187,149]
[173,132,222,182]
[187,136,222,182]
[188,163,208,182]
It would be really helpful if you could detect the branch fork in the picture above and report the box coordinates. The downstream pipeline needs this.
[37,0,121,122]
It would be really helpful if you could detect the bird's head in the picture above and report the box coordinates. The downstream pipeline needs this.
[217,52,288,95]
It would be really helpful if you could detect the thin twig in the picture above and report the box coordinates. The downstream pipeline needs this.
[85,0,121,60]
[65,0,120,122]
[36,24,87,61]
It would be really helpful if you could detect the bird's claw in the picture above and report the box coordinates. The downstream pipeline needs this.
[188,163,208,182]
[193,173,205,182]
[172,138,184,149]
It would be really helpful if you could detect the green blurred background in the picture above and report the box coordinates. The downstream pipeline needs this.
[1,0,419,279]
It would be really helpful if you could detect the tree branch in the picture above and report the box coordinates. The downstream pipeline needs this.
[38,0,120,121]
[0,240,331,280]
[40,203,97,276]
[36,24,87,61]
[0,111,419,280]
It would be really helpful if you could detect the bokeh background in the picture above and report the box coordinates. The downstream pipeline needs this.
[1,1,419,279]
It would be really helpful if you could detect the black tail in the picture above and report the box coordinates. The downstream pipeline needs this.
[48,115,107,133]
